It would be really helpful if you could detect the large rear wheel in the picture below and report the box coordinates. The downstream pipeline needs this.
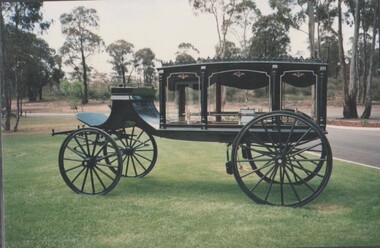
[231,111,332,207]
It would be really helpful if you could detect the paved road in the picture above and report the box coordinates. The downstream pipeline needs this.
[327,125,380,168]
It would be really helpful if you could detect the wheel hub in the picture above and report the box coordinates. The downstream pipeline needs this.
[83,157,97,168]
[122,146,134,156]
[275,154,286,166]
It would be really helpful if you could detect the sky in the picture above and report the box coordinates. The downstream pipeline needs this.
[38,0,349,74]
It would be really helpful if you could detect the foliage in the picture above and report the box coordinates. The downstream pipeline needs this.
[134,48,156,86]
[319,35,340,78]
[189,0,259,58]
[106,39,135,84]
[1,1,54,131]
[59,6,104,104]
[87,71,111,101]
[3,130,380,247]
[215,40,241,59]
[175,42,199,63]
[59,80,83,108]
[249,14,290,58]
[1,1,50,31]
[3,24,61,101]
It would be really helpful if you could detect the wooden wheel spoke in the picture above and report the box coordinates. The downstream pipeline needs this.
[244,132,276,154]
[284,162,316,192]
[240,160,276,179]
[261,120,278,151]
[94,165,117,180]
[64,163,83,173]
[66,145,87,159]
[92,167,107,191]
[73,136,88,156]
[250,164,277,192]
[283,168,301,202]
[70,167,86,185]
[286,160,325,179]
[288,127,313,154]
[264,165,280,201]
[81,167,90,192]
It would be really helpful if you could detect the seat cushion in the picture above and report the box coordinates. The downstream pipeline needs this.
[76,112,108,127]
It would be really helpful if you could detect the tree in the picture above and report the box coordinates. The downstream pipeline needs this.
[361,0,378,119]
[232,0,261,57]
[318,0,353,118]
[346,0,360,118]
[59,6,104,104]
[134,48,156,86]
[215,40,241,59]
[270,0,333,59]
[107,39,134,85]
[1,1,50,131]
[0,5,5,246]
[175,42,200,63]
[319,35,340,77]
[249,14,290,58]
[189,0,259,58]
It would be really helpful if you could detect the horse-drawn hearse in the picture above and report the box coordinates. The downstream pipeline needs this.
[52,59,332,207]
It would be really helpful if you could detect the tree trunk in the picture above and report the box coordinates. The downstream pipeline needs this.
[337,0,352,118]
[345,0,360,119]
[358,30,367,104]
[361,0,378,119]
[39,87,42,101]
[80,47,88,104]
[308,0,316,58]
[0,3,5,246]
[2,7,10,131]
[121,66,126,85]
[3,82,11,131]
[307,0,316,118]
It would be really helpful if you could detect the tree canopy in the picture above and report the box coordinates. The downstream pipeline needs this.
[60,6,104,104]
[107,39,135,84]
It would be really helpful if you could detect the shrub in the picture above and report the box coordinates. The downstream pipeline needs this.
[60,80,84,108]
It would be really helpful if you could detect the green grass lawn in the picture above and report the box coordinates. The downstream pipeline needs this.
[3,125,380,247]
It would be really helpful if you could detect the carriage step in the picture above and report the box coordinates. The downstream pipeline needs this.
[225,161,233,175]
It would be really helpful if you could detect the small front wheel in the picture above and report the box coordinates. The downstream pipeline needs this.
[112,126,158,178]
[58,127,122,195]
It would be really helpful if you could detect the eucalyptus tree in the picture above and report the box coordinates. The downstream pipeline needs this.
[175,42,200,63]
[107,39,134,84]
[134,48,156,86]
[346,0,360,118]
[1,1,50,131]
[60,6,104,104]
[248,14,290,58]
[360,0,378,119]
[189,0,259,59]
[319,35,340,78]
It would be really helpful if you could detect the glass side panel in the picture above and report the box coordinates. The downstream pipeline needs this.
[280,70,317,119]
[166,80,201,125]
[207,83,270,125]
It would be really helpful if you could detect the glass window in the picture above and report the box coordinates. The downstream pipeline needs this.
[281,70,317,119]
[207,70,270,125]
[166,73,200,125]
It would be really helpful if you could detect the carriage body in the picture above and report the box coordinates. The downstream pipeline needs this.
[53,60,332,207]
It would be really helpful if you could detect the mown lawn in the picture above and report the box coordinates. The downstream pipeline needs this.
[3,119,380,247]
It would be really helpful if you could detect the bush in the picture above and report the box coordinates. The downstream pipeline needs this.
[88,87,111,102]
[60,80,84,108]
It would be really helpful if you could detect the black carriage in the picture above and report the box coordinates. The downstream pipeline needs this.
[52,60,332,207]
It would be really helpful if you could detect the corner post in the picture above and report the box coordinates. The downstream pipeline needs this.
[158,70,166,129]
[200,66,208,129]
